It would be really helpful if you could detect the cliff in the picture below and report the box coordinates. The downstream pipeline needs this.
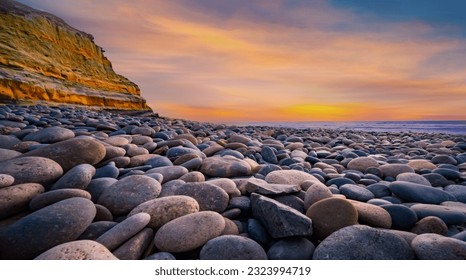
[0,0,151,110]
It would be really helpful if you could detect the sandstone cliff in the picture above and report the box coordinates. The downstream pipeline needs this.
[0,0,151,110]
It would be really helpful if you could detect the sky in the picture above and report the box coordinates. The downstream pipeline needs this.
[18,0,466,122]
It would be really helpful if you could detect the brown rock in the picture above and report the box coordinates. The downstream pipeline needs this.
[306,197,359,240]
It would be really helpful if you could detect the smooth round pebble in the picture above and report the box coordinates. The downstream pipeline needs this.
[200,235,267,260]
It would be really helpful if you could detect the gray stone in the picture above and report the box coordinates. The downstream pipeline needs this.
[381,204,418,230]
[0,135,21,149]
[0,156,63,186]
[0,197,96,259]
[96,213,150,251]
[339,184,374,202]
[200,235,267,260]
[23,126,75,144]
[0,148,22,162]
[396,173,432,186]
[412,234,466,260]
[389,181,453,204]
[274,195,305,213]
[146,166,188,183]
[379,164,415,178]
[411,216,448,235]
[303,182,333,209]
[51,164,96,190]
[410,204,466,225]
[98,175,161,216]
[251,193,313,238]
[0,174,14,188]
[265,170,319,185]
[154,211,225,253]
[444,185,466,203]
[247,218,271,246]
[306,197,358,240]
[21,138,106,172]
[86,178,118,203]
[347,157,379,172]
[93,162,119,179]
[113,228,154,260]
[78,221,118,240]
[200,156,252,178]
[0,183,44,219]
[128,195,199,229]
[313,225,414,260]
[261,146,278,164]
[174,182,229,213]
[144,252,176,260]
[34,240,118,260]
[29,188,91,211]
[245,177,300,196]
[267,237,315,260]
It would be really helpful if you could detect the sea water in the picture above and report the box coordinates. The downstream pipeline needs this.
[235,121,466,135]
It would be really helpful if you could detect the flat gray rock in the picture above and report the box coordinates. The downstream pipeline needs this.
[251,193,313,238]
[51,164,95,190]
[23,126,75,144]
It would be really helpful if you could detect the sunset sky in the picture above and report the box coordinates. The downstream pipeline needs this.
[19,0,466,122]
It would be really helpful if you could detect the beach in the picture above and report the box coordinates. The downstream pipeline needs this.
[0,103,465,260]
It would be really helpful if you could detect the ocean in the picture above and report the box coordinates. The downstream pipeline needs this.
[233,121,466,135]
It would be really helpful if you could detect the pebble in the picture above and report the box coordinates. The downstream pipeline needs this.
[147,166,188,183]
[0,104,465,260]
[22,138,106,172]
[34,240,118,260]
[112,228,154,260]
[347,157,379,172]
[51,164,96,190]
[154,211,225,253]
[339,184,375,202]
[389,181,453,204]
[380,204,418,230]
[200,235,267,260]
[265,170,319,185]
[410,204,466,225]
[23,126,75,144]
[411,216,448,235]
[0,183,44,219]
[144,252,176,260]
[200,156,252,177]
[251,193,313,238]
[97,175,161,216]
[312,225,414,260]
[411,234,466,260]
[174,182,229,213]
[0,174,15,188]
[379,164,415,178]
[78,221,118,240]
[303,182,333,209]
[306,197,358,240]
[267,237,315,260]
[245,177,300,196]
[128,195,199,229]
[0,156,63,186]
[0,197,96,259]
[96,213,151,251]
[29,188,91,211]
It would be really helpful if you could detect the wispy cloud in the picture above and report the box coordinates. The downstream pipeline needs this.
[18,0,466,121]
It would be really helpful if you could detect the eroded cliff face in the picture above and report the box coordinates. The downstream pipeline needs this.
[0,0,151,110]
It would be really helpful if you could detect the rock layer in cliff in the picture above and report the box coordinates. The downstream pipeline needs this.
[0,0,151,110]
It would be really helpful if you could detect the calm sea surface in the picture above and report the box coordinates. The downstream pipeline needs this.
[232,121,466,135]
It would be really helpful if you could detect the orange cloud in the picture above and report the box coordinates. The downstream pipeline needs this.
[19,0,466,121]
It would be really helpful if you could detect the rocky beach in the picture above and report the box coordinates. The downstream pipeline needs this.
[0,103,465,260]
